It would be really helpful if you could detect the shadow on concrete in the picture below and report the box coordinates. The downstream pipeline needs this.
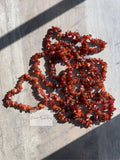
[43,114,120,160]
[0,0,85,50]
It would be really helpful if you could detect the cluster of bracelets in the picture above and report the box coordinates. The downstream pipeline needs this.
[5,26,116,127]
